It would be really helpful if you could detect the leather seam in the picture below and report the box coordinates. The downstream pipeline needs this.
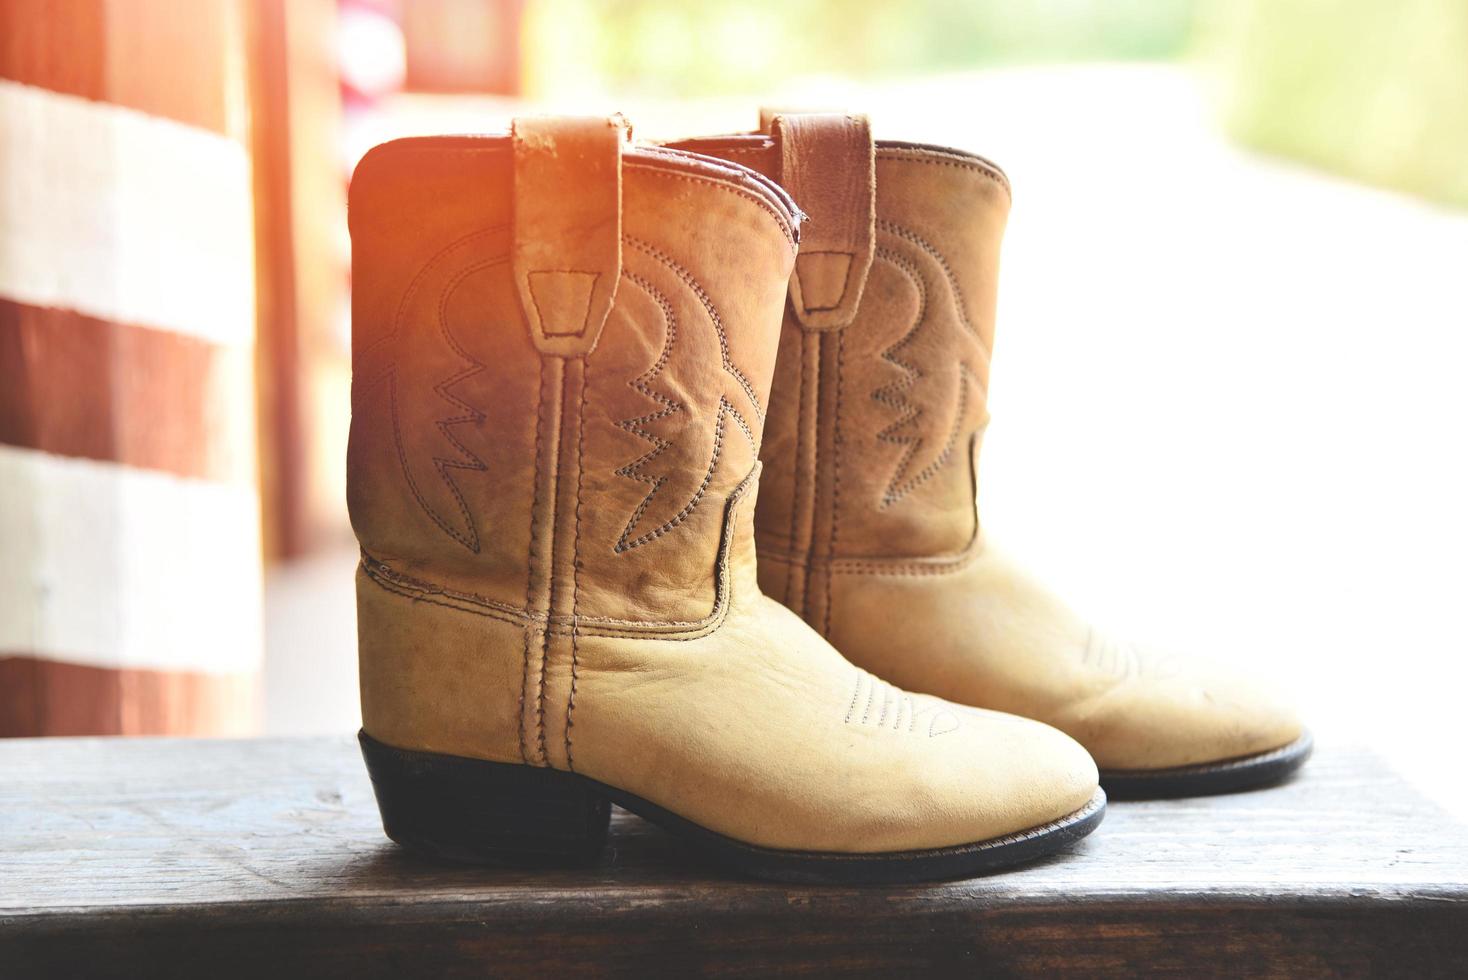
[794,334,821,619]
[754,543,981,578]
[653,144,1009,197]
[874,149,1011,196]
[361,467,760,639]
[669,143,1007,189]
[567,355,588,772]
[357,146,797,246]
[519,357,548,764]
[535,361,568,766]
[783,327,805,610]
[824,329,846,636]
[637,167,797,248]
[361,560,525,627]
[362,556,717,631]
[360,561,733,640]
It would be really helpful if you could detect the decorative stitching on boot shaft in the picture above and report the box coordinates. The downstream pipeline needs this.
[355,149,794,558]
[881,363,976,508]
[356,229,506,554]
[869,244,980,508]
[870,246,927,507]
[613,245,759,553]
[613,272,685,552]
[625,237,765,425]
[875,219,978,340]
[867,226,990,509]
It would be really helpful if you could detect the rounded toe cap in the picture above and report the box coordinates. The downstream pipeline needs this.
[1074,660,1303,771]
[896,702,1100,850]
[965,706,1101,825]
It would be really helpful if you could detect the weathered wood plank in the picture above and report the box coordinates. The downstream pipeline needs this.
[1,738,1464,977]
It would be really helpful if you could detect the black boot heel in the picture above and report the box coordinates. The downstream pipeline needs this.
[358,730,610,866]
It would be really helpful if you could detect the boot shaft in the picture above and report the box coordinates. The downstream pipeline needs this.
[671,119,1010,608]
[348,123,799,628]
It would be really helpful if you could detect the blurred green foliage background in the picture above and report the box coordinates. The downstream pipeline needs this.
[1215,0,1468,209]
[523,0,1465,208]
[528,0,1198,92]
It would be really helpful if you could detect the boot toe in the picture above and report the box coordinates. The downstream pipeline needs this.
[952,705,1100,833]
[874,699,1100,852]
[1070,657,1303,772]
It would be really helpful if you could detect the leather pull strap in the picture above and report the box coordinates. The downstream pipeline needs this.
[512,116,625,356]
[766,113,875,331]
[757,106,799,131]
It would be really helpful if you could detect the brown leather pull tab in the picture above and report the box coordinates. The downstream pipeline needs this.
[512,116,626,356]
[766,113,875,331]
[757,106,799,132]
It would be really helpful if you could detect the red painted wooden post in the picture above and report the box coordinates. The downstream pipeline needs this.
[0,0,261,735]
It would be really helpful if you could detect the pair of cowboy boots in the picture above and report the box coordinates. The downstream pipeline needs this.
[348,114,1308,883]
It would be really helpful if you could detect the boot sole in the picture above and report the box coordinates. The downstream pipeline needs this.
[359,730,1105,884]
[1100,731,1313,799]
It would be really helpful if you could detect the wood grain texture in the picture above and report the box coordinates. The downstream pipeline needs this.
[1,739,1464,977]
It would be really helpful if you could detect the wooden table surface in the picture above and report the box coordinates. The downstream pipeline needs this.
[2,737,1465,977]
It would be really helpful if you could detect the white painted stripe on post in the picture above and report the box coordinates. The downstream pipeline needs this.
[0,79,255,347]
[0,445,263,674]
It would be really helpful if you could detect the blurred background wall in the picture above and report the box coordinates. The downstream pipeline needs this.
[2,0,1465,815]
[1,0,261,734]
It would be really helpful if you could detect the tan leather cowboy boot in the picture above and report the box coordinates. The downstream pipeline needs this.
[347,116,1103,883]
[669,113,1309,798]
